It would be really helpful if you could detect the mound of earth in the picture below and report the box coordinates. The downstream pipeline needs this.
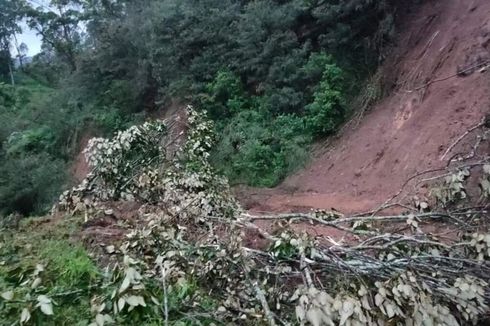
[240,0,490,214]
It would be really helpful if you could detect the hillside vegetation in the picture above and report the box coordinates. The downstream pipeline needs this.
[1,0,490,325]
[0,0,405,216]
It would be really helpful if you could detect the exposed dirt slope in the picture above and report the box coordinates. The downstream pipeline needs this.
[242,0,490,214]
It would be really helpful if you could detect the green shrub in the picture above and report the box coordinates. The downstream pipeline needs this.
[5,127,57,156]
[261,86,305,115]
[0,153,66,216]
[211,110,309,187]
[104,79,142,114]
[199,70,248,120]
[91,106,142,133]
[203,61,344,187]
[272,114,311,172]
[0,78,70,217]
[0,83,19,109]
[305,59,345,136]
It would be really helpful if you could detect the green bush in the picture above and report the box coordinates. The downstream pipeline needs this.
[0,78,70,217]
[5,127,57,156]
[305,59,345,136]
[0,153,66,216]
[199,70,248,120]
[91,106,143,133]
[272,114,311,173]
[0,83,19,109]
[211,110,309,187]
[204,60,344,187]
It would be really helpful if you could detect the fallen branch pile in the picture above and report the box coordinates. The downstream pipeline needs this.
[7,107,488,325]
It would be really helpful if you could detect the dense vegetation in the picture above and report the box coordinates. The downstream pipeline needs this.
[0,0,404,215]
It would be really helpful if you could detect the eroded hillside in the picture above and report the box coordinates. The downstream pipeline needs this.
[242,0,490,213]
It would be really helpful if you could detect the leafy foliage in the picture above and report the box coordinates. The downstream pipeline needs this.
[0,219,97,325]
[60,106,239,219]
[212,110,310,186]
[305,58,345,135]
[0,152,66,215]
[23,0,84,71]
[203,60,344,186]
[0,0,410,217]
[431,169,471,206]
[0,78,69,216]
[2,112,490,325]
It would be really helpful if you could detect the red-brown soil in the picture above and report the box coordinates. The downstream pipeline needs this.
[71,132,94,183]
[240,0,490,214]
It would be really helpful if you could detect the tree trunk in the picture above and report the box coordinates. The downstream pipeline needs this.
[13,34,23,70]
[8,59,15,86]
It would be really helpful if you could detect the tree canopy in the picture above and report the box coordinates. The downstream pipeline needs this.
[0,0,406,214]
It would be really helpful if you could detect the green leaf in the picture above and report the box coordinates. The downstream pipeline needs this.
[20,308,31,324]
[119,276,131,294]
[31,277,42,289]
[36,295,53,315]
[103,314,114,324]
[40,302,54,315]
[1,290,14,301]
[385,303,395,318]
[150,296,160,305]
[137,296,146,307]
[118,297,126,312]
[95,314,105,326]
[126,295,145,307]
[37,295,51,304]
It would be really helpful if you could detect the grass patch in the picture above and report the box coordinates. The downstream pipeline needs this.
[38,240,99,288]
[0,217,98,325]
[0,216,221,325]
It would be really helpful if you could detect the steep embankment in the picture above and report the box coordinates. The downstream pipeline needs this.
[242,0,490,213]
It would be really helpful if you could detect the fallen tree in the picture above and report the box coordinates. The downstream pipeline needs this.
[2,106,489,325]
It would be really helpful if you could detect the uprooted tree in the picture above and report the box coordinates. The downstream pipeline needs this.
[2,106,490,325]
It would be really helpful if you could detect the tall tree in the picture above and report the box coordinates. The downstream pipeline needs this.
[25,0,83,71]
[0,0,24,85]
